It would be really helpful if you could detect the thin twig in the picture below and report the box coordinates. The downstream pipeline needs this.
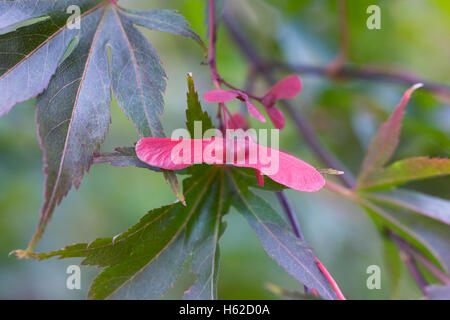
[208,0,221,90]
[219,77,262,101]
[326,0,349,74]
[266,61,450,100]
[276,192,305,241]
[208,0,236,130]
[276,191,310,294]
[337,0,349,64]
[315,257,346,300]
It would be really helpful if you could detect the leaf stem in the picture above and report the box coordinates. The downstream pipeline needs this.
[219,77,263,101]
[208,0,221,90]
[276,191,305,241]
[325,0,349,75]
[325,180,357,199]
[314,257,346,300]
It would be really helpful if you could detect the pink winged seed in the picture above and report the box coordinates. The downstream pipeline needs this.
[203,89,240,102]
[136,137,325,192]
[245,99,266,123]
[262,75,302,106]
[265,105,285,130]
[228,112,249,130]
[204,89,266,123]
[262,75,302,129]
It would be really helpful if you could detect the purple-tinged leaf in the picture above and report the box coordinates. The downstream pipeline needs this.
[227,169,337,300]
[425,285,450,300]
[381,234,402,295]
[33,6,113,249]
[120,8,203,46]
[0,1,104,117]
[107,8,203,137]
[361,199,450,273]
[107,7,165,137]
[0,0,92,30]
[365,189,450,225]
[357,84,423,186]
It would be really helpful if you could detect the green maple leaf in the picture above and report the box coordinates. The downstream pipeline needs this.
[28,75,337,300]
[32,165,336,300]
[354,84,450,276]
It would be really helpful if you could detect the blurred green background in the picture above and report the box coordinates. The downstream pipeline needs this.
[0,0,449,299]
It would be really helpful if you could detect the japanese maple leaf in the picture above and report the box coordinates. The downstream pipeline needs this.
[24,74,338,301]
[0,0,202,249]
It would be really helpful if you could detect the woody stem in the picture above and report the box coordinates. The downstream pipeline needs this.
[208,0,221,90]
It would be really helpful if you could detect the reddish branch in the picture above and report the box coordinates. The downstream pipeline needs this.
[208,0,221,90]
[326,0,349,75]
[208,0,242,130]
[315,257,346,300]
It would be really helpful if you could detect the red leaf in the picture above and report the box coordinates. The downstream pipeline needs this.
[203,89,266,123]
[228,112,249,130]
[266,105,285,129]
[136,137,325,192]
[203,89,239,102]
[261,75,302,129]
[245,99,266,123]
[262,75,302,106]
[358,83,423,185]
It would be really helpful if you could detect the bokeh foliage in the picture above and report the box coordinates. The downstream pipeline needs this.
[0,0,448,299]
